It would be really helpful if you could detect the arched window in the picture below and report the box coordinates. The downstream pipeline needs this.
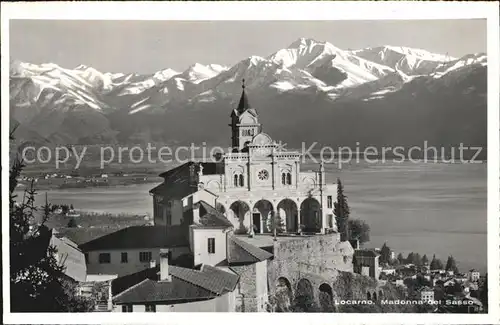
[286,172,292,185]
[281,173,286,185]
[234,174,239,187]
[239,174,244,187]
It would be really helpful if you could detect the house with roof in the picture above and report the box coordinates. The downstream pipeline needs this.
[112,249,240,312]
[80,225,192,277]
[418,286,435,303]
[468,269,480,282]
[353,249,380,280]
[110,231,272,312]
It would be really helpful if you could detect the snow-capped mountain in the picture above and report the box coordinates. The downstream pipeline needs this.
[10,38,487,147]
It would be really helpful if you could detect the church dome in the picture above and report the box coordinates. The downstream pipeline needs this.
[252,133,273,146]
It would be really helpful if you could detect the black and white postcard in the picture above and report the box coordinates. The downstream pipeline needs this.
[2,1,499,324]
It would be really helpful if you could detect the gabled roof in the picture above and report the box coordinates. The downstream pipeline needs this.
[193,201,233,229]
[54,227,130,246]
[158,161,195,179]
[79,225,189,252]
[227,236,273,265]
[113,264,239,304]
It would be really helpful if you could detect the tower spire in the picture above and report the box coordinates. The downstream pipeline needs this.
[237,78,250,114]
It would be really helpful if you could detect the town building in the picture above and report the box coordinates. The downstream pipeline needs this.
[353,249,380,280]
[150,81,339,236]
[468,269,480,282]
[80,225,192,277]
[111,250,240,312]
[418,286,435,303]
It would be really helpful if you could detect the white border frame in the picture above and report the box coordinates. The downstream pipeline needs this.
[2,1,499,324]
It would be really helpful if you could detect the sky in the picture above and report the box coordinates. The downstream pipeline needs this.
[10,19,486,74]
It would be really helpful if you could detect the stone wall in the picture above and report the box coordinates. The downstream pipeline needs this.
[232,264,257,312]
[268,233,354,298]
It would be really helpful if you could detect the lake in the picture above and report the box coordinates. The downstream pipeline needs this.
[25,161,487,272]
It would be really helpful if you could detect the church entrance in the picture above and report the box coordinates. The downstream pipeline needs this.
[252,212,261,234]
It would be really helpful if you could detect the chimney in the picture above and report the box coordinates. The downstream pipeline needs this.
[159,249,171,282]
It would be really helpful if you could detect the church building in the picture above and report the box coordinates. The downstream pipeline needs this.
[150,80,338,236]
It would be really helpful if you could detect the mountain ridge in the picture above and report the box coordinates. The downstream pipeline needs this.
[10,38,487,148]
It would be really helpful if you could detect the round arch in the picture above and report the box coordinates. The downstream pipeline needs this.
[275,277,293,312]
[294,278,315,312]
[277,199,298,233]
[319,283,334,312]
[229,201,250,234]
[253,199,274,234]
[300,197,321,233]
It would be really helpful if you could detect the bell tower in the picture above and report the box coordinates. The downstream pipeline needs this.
[230,79,261,152]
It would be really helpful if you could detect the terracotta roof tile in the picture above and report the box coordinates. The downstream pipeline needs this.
[113,264,239,304]
[227,236,273,265]
[79,225,189,251]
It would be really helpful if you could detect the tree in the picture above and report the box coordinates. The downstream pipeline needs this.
[67,218,78,228]
[347,219,370,244]
[380,242,392,264]
[268,211,286,240]
[406,252,414,264]
[430,254,444,270]
[445,255,459,274]
[413,253,422,266]
[334,178,350,241]
[396,253,405,265]
[421,254,429,265]
[10,133,92,312]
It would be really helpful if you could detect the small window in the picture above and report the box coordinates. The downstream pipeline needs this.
[208,238,215,254]
[145,304,156,312]
[239,174,244,187]
[84,253,89,264]
[121,252,128,263]
[98,253,111,264]
[286,172,292,185]
[139,251,152,262]
[234,174,238,187]
[122,305,133,312]
[281,173,286,185]
[327,196,333,209]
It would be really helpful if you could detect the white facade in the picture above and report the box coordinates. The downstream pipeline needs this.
[189,227,230,266]
[420,289,435,303]
[113,291,236,313]
[86,246,190,277]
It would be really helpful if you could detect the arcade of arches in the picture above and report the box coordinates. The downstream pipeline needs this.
[221,197,322,234]
[273,276,380,312]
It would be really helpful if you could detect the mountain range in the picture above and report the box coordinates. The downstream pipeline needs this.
[10,38,487,148]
